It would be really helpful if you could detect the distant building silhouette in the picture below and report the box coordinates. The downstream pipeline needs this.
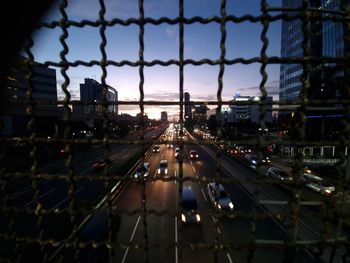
[161,111,168,124]
[0,56,61,136]
[79,78,118,115]
[184,92,191,120]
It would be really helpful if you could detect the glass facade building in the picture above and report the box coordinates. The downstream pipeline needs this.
[279,0,346,102]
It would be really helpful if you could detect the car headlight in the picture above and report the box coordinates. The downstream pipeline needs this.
[190,155,193,158]
[196,154,198,158]
[217,203,221,209]
[252,160,257,164]
[181,214,186,222]
[157,169,160,174]
[196,214,201,222]
[229,202,234,209]
[165,168,168,174]
[135,174,138,178]
[325,189,331,194]
[262,160,266,163]
[248,149,251,152]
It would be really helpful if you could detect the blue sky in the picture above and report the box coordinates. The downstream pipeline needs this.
[31,0,282,119]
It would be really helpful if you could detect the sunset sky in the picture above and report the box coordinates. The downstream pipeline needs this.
[30,0,282,120]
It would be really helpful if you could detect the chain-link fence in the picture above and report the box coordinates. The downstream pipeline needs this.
[0,0,350,262]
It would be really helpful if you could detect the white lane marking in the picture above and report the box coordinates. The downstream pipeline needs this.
[24,188,56,207]
[190,160,196,173]
[174,170,177,184]
[122,153,130,159]
[217,227,221,234]
[52,187,83,210]
[161,153,164,159]
[201,188,208,202]
[226,253,233,263]
[121,216,141,263]
[1,179,50,202]
[175,217,178,263]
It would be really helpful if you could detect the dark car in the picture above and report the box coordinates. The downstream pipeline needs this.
[244,154,270,167]
[189,150,199,160]
[152,145,160,153]
[78,210,120,261]
[92,159,112,170]
[181,186,201,224]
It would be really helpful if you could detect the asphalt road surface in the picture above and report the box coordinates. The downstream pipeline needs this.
[67,126,349,263]
[1,125,348,262]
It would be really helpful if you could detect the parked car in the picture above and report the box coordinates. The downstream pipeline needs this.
[157,160,168,175]
[181,186,201,224]
[301,173,336,196]
[189,150,199,160]
[152,145,160,153]
[134,162,150,179]
[266,167,293,182]
[207,183,234,212]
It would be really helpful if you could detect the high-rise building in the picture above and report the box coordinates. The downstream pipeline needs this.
[3,55,57,105]
[161,111,168,124]
[0,56,60,136]
[184,92,191,120]
[79,78,118,115]
[192,105,208,124]
[279,0,348,140]
[279,0,346,102]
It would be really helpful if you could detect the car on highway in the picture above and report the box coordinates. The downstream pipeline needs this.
[175,147,180,159]
[134,162,150,179]
[244,154,270,167]
[181,186,201,224]
[157,160,168,175]
[266,167,293,182]
[207,183,234,212]
[301,173,336,196]
[189,150,199,160]
[152,145,160,153]
[167,143,173,149]
[92,159,112,170]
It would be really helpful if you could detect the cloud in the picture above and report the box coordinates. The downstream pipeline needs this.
[166,27,176,38]
[144,90,179,101]
[237,79,279,97]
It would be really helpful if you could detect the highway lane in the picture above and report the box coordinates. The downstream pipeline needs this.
[187,132,348,262]
[103,127,347,262]
[0,127,166,261]
[97,128,313,263]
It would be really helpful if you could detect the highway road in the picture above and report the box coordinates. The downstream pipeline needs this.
[0,127,166,261]
[64,125,349,263]
[1,124,348,262]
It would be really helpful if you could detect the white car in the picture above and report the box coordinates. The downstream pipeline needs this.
[157,160,168,175]
[175,147,180,158]
[134,162,150,179]
[266,167,293,182]
[207,183,234,211]
[301,173,335,196]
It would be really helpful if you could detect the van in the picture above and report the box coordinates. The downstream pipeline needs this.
[181,186,200,224]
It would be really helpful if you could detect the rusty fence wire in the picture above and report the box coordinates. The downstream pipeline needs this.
[1,0,350,262]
